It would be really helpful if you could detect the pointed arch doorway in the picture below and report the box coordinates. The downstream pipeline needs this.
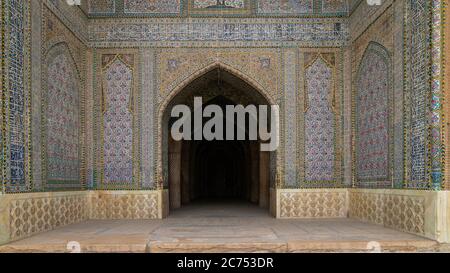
[161,67,275,213]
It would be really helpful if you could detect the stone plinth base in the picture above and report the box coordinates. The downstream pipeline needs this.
[0,190,167,245]
[270,188,450,243]
[348,189,450,243]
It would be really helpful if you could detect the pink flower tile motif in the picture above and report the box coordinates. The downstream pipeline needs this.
[103,59,133,185]
[356,50,389,181]
[305,58,335,182]
[47,54,80,183]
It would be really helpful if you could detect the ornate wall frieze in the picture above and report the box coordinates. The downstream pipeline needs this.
[86,0,350,17]
[88,18,349,47]
[124,0,181,16]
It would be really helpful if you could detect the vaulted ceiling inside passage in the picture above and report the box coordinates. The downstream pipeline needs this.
[81,0,359,18]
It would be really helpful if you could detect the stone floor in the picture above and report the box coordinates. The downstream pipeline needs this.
[0,201,445,253]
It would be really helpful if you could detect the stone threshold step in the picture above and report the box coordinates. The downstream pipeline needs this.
[0,239,441,253]
[147,240,439,253]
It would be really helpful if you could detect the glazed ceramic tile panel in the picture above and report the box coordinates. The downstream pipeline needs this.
[41,5,88,191]
[404,0,432,189]
[102,57,134,186]
[85,0,351,17]
[124,0,181,15]
[140,49,156,189]
[300,51,342,188]
[2,0,31,193]
[30,0,44,191]
[0,0,445,194]
[88,19,348,48]
[429,0,444,189]
[0,0,3,193]
[284,49,297,187]
[45,46,81,189]
[355,43,392,188]
[392,0,405,188]
[257,0,313,15]
[193,0,245,8]
[304,57,335,183]
[188,0,251,16]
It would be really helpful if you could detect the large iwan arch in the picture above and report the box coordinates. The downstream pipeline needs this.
[158,64,278,213]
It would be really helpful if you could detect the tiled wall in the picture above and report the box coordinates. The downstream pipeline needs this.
[349,0,444,189]
[350,1,398,189]
[2,0,89,194]
[444,1,450,190]
[0,0,448,246]
[85,0,349,17]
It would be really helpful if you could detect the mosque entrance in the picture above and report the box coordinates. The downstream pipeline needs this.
[163,67,275,211]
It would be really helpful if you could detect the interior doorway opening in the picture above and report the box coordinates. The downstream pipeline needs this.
[163,67,274,211]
